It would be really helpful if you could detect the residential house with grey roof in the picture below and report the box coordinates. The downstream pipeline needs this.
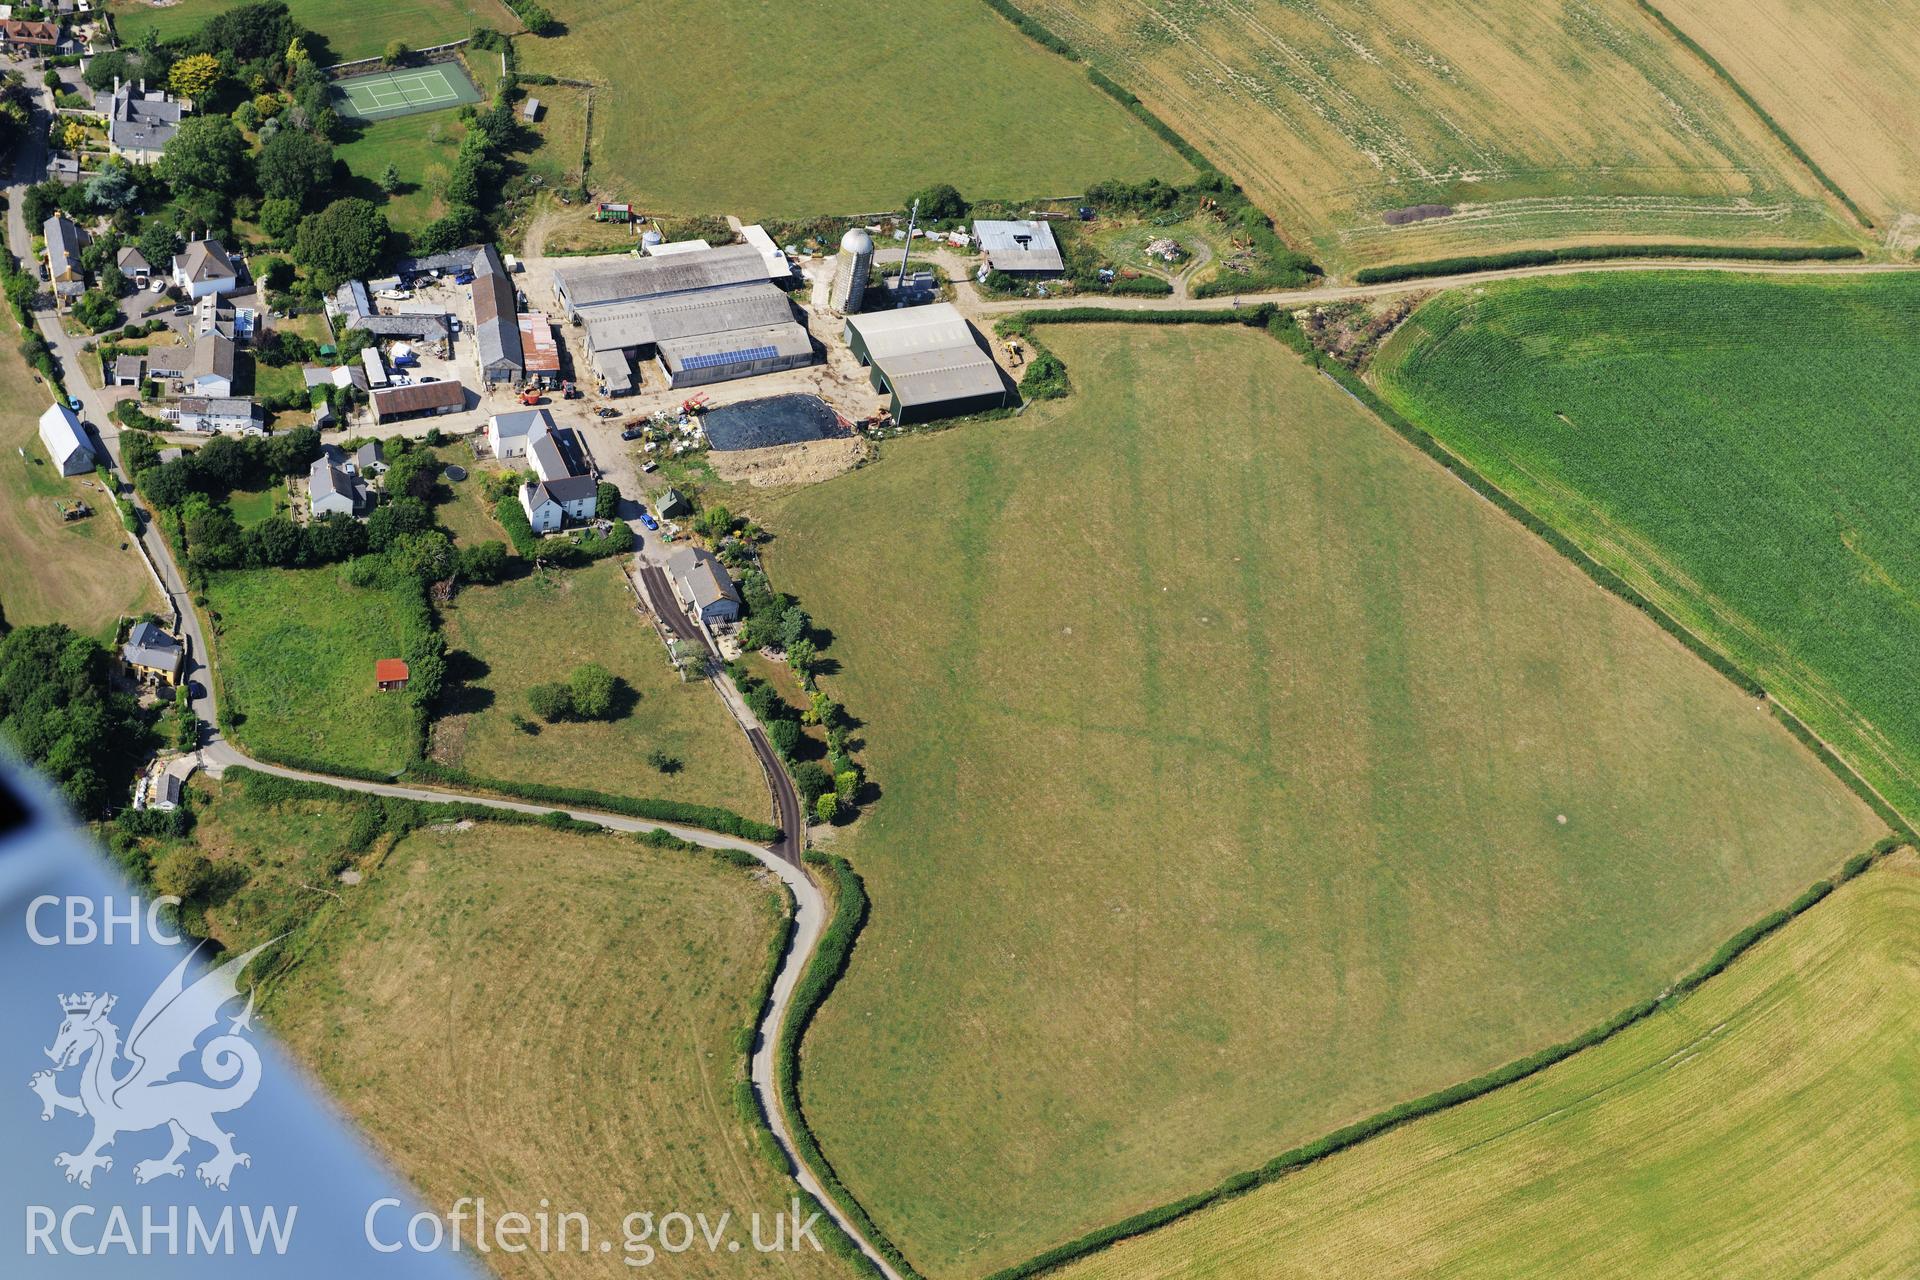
[309,452,370,519]
[171,238,237,299]
[183,333,235,397]
[667,545,741,626]
[43,213,86,301]
[121,621,183,685]
[519,475,598,532]
[97,80,185,164]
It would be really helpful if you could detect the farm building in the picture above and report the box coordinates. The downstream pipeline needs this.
[471,244,523,384]
[370,379,464,423]
[173,397,261,434]
[121,621,183,686]
[519,475,598,532]
[518,312,561,383]
[171,239,238,298]
[592,347,634,396]
[309,451,371,519]
[487,407,556,458]
[43,214,86,300]
[667,546,741,626]
[375,659,410,692]
[843,303,1011,423]
[551,242,770,316]
[38,403,94,475]
[361,345,389,388]
[973,219,1063,274]
[555,246,814,390]
[97,80,184,164]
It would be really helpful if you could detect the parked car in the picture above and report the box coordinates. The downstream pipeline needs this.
[452,270,475,285]
[450,318,461,332]
[597,407,620,419]
[638,510,658,530]
[620,425,642,440]
[375,288,412,301]
[641,461,658,473]
[148,278,165,293]
[171,304,190,315]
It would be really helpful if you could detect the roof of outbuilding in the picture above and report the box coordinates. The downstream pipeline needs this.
[972,219,1063,273]
[370,380,465,416]
[553,243,769,309]
[845,303,1006,406]
[472,244,523,373]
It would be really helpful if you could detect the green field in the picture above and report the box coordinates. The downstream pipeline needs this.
[336,114,467,236]
[244,809,843,1280]
[766,323,1882,1276]
[520,0,1194,216]
[207,564,419,774]
[108,0,490,61]
[432,559,770,818]
[1376,273,1920,826]
[1054,853,1920,1280]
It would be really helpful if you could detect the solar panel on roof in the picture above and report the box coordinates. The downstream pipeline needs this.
[681,345,778,371]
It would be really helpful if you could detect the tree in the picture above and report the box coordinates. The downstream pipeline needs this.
[456,540,508,585]
[906,183,969,224]
[386,529,455,582]
[527,682,572,722]
[137,223,181,276]
[305,510,366,561]
[814,793,840,824]
[0,625,146,818]
[786,637,817,683]
[83,50,137,94]
[793,761,831,806]
[413,204,482,255]
[382,449,441,501]
[834,769,859,804]
[247,514,304,567]
[153,849,220,902]
[293,197,389,288]
[365,496,431,551]
[158,115,247,207]
[595,481,620,519]
[84,164,139,212]
[378,162,401,194]
[167,52,222,104]
[263,424,319,473]
[383,40,410,66]
[645,748,680,774]
[567,662,616,720]
[71,290,121,333]
[259,196,301,245]
[257,127,333,207]
[766,717,801,760]
[778,605,811,651]
[59,120,87,152]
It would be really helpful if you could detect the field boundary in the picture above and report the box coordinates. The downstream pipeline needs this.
[1352,241,1862,285]
[944,305,1909,1280]
[1633,0,1874,230]
[324,40,471,81]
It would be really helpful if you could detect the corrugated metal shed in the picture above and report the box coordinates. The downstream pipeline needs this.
[844,303,1008,419]
[472,244,523,381]
[552,243,769,312]
[972,219,1064,273]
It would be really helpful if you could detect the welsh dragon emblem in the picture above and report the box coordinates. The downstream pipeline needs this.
[29,941,272,1191]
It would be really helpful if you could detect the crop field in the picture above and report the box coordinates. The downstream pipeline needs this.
[518,0,1194,217]
[206,565,419,775]
[1656,0,1920,235]
[766,323,1881,1276]
[108,0,492,61]
[1375,272,1920,827]
[1004,0,1857,274]
[0,344,154,640]
[266,820,843,1280]
[1053,853,1920,1280]
[431,559,768,817]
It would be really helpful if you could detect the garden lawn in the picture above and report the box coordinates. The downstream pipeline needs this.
[335,114,466,237]
[1376,273,1920,828]
[520,0,1193,217]
[1004,0,1858,273]
[1054,854,1920,1280]
[226,479,289,528]
[431,559,768,819]
[0,335,154,640]
[767,322,1883,1277]
[206,564,419,775]
[108,0,491,61]
[265,820,843,1280]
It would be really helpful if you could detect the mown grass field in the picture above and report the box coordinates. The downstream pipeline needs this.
[0,338,155,639]
[261,820,842,1280]
[206,565,418,774]
[1376,272,1920,829]
[336,114,466,237]
[1005,0,1857,274]
[1658,0,1920,233]
[1054,853,1920,1280]
[766,323,1882,1276]
[518,0,1194,216]
[109,0,492,61]
[432,559,768,816]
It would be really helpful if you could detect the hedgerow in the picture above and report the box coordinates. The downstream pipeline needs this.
[404,758,779,841]
[1353,242,1862,284]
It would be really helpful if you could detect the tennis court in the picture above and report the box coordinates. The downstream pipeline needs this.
[332,63,482,121]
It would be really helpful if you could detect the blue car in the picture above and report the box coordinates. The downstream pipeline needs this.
[638,510,659,531]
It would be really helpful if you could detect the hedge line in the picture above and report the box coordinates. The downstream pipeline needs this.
[227,765,596,835]
[775,853,922,1279]
[237,749,402,785]
[1633,1,1872,229]
[985,852,1894,1280]
[404,758,780,841]
[1353,242,1863,284]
